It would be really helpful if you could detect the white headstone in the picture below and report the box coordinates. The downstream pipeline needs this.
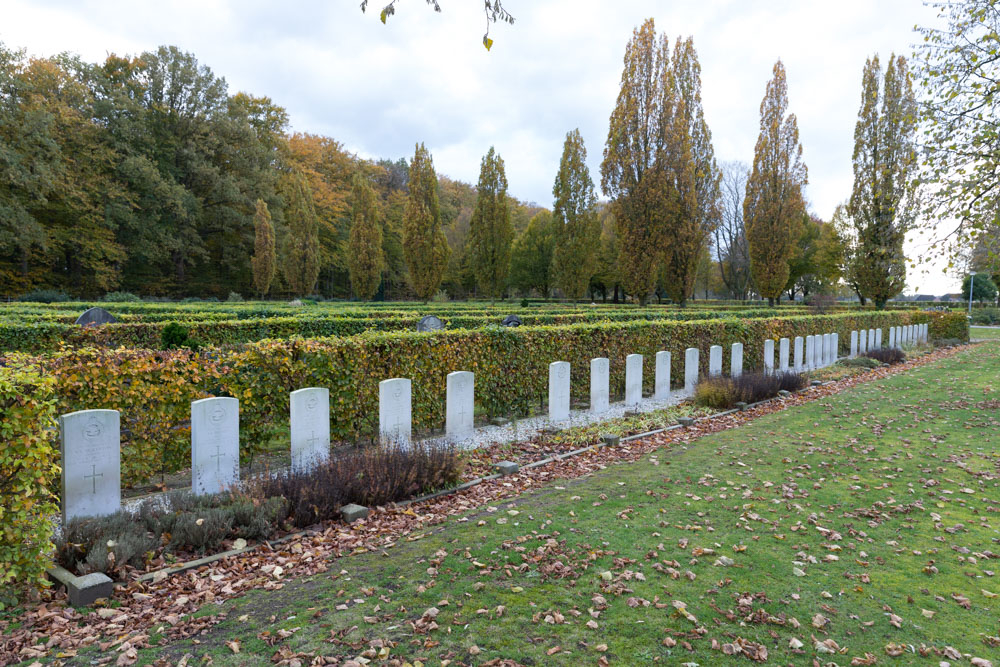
[831,333,839,363]
[763,339,775,375]
[779,338,790,372]
[868,329,876,351]
[794,336,803,371]
[549,361,571,422]
[875,328,883,348]
[684,347,699,394]
[909,324,916,343]
[446,371,475,443]
[923,323,929,342]
[813,335,823,368]
[61,409,121,524]
[379,378,412,446]
[820,333,830,366]
[850,330,859,357]
[888,326,896,349]
[625,354,643,407]
[654,351,671,400]
[709,345,723,377]
[859,329,868,354]
[731,343,744,378]
[805,335,816,370]
[590,358,610,414]
[290,388,330,473]
[191,397,240,496]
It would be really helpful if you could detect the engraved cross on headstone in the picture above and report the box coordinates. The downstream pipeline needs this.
[211,444,224,471]
[84,464,103,494]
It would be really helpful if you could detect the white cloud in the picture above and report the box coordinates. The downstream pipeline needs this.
[0,0,956,293]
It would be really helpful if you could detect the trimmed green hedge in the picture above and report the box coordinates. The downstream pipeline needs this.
[9,310,965,488]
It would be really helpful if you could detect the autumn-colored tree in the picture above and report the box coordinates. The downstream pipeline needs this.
[251,199,275,296]
[509,210,556,298]
[403,142,450,301]
[744,60,808,306]
[601,18,673,306]
[348,173,383,300]
[846,54,916,309]
[551,129,600,301]
[468,147,513,301]
[661,37,720,306]
[282,173,321,296]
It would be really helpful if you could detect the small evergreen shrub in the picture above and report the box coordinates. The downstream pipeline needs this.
[431,289,450,303]
[838,356,881,369]
[864,347,906,365]
[103,291,141,302]
[227,291,244,302]
[160,322,200,350]
[18,288,71,303]
[970,307,1000,325]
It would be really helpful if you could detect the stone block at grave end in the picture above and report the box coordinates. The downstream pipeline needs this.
[340,503,369,523]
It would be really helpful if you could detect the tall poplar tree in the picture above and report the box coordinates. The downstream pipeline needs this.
[744,60,808,306]
[251,199,275,297]
[282,173,321,296]
[348,172,384,301]
[403,142,450,301]
[661,38,720,306]
[468,146,513,301]
[601,18,673,306]
[847,54,917,309]
[551,129,600,301]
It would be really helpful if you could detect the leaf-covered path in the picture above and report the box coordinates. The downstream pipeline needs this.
[16,344,1000,666]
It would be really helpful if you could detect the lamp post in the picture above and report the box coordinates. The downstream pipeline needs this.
[969,273,974,316]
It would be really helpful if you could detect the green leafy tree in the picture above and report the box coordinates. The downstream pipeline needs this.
[914,1,1000,263]
[847,54,917,309]
[744,60,808,306]
[962,273,998,304]
[469,146,513,301]
[509,210,555,297]
[348,173,383,300]
[282,173,321,296]
[601,18,673,306]
[551,129,600,301]
[251,199,276,296]
[403,142,450,301]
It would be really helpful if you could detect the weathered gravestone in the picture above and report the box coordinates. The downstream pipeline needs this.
[850,330,859,357]
[779,338,790,372]
[290,388,330,473]
[191,397,240,495]
[794,336,804,371]
[859,329,868,354]
[379,378,412,446]
[446,371,475,443]
[731,343,744,378]
[654,351,671,400]
[548,361,571,422]
[75,307,117,326]
[417,315,444,332]
[805,336,816,370]
[709,345,723,377]
[875,328,883,348]
[590,358,609,414]
[684,348,699,394]
[625,354,643,407]
[888,326,896,349]
[61,409,121,524]
[500,315,522,327]
[832,333,839,363]
[823,333,832,366]
[763,339,775,375]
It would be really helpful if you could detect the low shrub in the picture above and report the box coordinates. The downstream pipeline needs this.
[251,441,464,529]
[934,337,964,347]
[970,307,1000,325]
[161,322,200,350]
[694,377,738,409]
[695,372,805,409]
[838,356,880,369]
[103,291,142,302]
[864,347,906,365]
[18,288,71,303]
[227,291,244,303]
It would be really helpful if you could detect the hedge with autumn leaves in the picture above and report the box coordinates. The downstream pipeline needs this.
[0,366,60,595]
[2,310,964,491]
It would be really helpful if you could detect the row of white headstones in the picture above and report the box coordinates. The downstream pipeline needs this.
[59,323,928,525]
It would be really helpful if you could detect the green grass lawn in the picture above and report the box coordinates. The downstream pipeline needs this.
[972,326,1000,340]
[95,344,1000,665]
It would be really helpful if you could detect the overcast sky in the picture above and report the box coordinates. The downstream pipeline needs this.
[3,0,958,294]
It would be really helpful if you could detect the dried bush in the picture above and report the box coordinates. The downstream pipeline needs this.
[57,512,157,576]
[864,347,906,365]
[694,377,738,409]
[251,441,464,528]
[695,371,806,410]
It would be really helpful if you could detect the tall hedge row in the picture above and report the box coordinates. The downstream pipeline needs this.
[0,366,60,594]
[7,310,965,489]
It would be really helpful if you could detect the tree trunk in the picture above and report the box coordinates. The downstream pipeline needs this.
[768,296,775,307]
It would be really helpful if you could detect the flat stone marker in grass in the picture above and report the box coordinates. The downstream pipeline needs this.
[379,378,412,447]
[61,409,121,524]
[763,339,774,375]
[731,342,743,378]
[709,345,722,377]
[549,361,571,422]
[779,338,789,372]
[684,348,699,394]
[654,351,670,399]
[446,371,475,443]
[290,387,330,474]
[590,357,609,414]
[794,336,803,371]
[625,354,642,407]
[191,397,239,496]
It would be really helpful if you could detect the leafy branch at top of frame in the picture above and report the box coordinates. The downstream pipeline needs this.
[360,0,515,50]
